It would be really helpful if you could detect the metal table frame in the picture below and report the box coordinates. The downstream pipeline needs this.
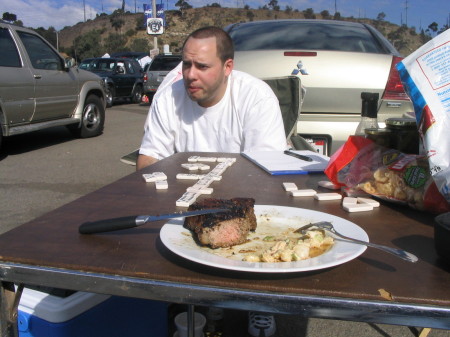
[1,261,449,336]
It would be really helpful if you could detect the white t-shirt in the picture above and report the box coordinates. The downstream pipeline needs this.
[139,70,287,159]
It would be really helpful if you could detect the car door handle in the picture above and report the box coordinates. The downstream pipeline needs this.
[34,74,42,79]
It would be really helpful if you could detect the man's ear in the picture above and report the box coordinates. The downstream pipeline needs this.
[224,59,234,76]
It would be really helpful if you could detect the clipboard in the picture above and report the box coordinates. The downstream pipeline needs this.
[242,150,330,175]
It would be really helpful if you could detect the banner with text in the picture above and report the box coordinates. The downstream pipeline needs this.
[143,4,165,27]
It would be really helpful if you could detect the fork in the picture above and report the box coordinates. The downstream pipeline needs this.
[297,221,418,263]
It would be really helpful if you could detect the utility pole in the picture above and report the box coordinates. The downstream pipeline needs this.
[152,0,158,51]
[83,0,86,22]
[405,0,409,26]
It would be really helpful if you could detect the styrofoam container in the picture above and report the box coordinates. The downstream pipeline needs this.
[18,287,168,337]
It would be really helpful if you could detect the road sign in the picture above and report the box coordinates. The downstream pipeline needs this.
[147,18,164,35]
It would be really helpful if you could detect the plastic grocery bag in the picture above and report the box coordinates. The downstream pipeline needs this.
[396,30,450,204]
[325,136,450,214]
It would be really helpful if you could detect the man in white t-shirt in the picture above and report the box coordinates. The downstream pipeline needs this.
[136,26,287,170]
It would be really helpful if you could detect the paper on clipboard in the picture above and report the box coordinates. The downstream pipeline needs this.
[242,150,330,175]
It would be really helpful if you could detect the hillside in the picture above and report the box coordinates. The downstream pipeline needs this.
[58,7,428,58]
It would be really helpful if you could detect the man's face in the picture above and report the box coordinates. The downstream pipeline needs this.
[182,36,233,108]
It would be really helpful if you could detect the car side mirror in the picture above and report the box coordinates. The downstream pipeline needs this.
[64,57,76,68]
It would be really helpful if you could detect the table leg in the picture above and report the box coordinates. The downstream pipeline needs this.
[0,282,23,337]
[187,304,195,337]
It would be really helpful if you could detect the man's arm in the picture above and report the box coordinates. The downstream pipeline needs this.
[136,154,159,171]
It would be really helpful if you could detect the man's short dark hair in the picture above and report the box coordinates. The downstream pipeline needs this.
[182,26,234,63]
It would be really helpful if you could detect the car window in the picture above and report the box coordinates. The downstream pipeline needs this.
[0,28,22,67]
[17,31,63,70]
[79,60,93,70]
[228,21,383,54]
[125,61,135,74]
[150,57,182,71]
[90,59,116,72]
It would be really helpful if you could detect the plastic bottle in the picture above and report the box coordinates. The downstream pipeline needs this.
[205,307,224,336]
[355,92,380,136]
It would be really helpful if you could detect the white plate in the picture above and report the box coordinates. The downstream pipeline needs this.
[160,205,368,273]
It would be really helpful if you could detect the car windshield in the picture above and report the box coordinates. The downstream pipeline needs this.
[228,21,383,53]
[150,57,181,71]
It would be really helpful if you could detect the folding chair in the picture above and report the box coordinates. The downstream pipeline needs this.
[262,76,315,151]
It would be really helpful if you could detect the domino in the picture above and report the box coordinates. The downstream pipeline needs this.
[217,157,236,163]
[155,180,168,190]
[357,197,380,207]
[343,203,374,212]
[314,193,342,201]
[318,180,340,190]
[291,189,317,197]
[196,177,214,188]
[196,163,211,171]
[342,197,358,206]
[142,172,167,182]
[198,157,217,162]
[187,156,200,162]
[176,173,204,180]
[205,172,222,181]
[283,182,298,191]
[181,163,199,170]
[176,192,200,207]
[187,186,213,194]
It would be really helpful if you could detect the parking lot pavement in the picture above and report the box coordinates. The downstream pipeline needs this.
[0,102,447,337]
[0,102,149,235]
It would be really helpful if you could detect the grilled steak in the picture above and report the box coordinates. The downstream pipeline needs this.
[184,198,257,248]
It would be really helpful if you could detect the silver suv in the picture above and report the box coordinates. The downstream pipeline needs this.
[143,54,181,97]
[0,21,106,150]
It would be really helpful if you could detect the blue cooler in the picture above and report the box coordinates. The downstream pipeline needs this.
[18,287,168,337]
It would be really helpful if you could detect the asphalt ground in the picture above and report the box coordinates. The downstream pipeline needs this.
[0,102,448,337]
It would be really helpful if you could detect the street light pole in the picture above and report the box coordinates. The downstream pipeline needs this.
[152,0,158,51]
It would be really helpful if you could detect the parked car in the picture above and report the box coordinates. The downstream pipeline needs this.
[0,20,106,151]
[143,54,182,97]
[224,19,413,155]
[79,57,144,107]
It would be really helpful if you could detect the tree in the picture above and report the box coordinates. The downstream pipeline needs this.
[268,0,278,10]
[303,8,315,19]
[320,10,331,19]
[104,33,128,53]
[376,12,386,21]
[2,12,17,22]
[110,17,125,32]
[71,29,104,61]
[175,0,192,10]
[130,38,149,51]
[428,22,438,34]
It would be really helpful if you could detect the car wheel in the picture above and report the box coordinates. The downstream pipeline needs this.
[106,85,115,108]
[69,95,105,138]
[132,85,143,104]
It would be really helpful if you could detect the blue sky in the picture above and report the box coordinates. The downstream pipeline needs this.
[1,0,448,33]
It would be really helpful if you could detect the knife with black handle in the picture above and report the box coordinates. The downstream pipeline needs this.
[79,208,229,234]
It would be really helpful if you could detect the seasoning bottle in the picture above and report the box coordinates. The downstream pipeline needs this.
[364,127,393,148]
[355,92,380,136]
[205,307,224,336]
[385,117,420,154]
